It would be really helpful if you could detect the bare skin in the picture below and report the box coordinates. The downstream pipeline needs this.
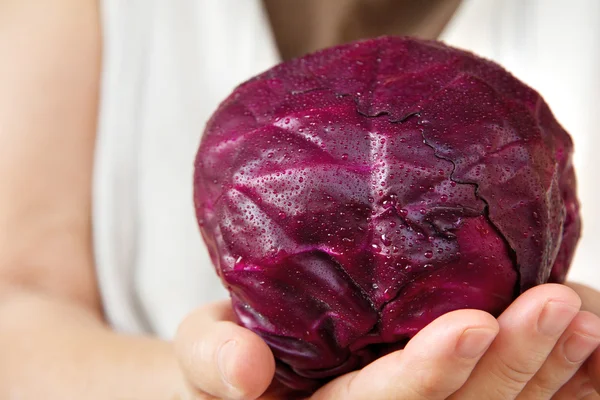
[177,287,600,400]
[1,0,600,399]
[263,0,462,60]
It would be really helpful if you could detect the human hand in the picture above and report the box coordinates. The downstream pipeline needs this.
[318,283,600,400]
[174,301,277,399]
[174,284,600,399]
[443,283,600,399]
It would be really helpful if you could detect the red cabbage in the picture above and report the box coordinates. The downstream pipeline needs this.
[193,36,581,391]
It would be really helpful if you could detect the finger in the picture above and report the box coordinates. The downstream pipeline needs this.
[174,300,275,400]
[450,284,581,400]
[517,311,600,399]
[552,366,596,400]
[587,345,600,393]
[312,309,499,400]
[566,282,600,316]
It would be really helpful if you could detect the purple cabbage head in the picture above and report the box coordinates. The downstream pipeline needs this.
[193,36,581,391]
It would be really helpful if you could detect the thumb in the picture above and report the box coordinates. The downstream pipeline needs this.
[174,300,275,400]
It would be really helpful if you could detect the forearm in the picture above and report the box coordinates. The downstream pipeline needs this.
[0,286,193,400]
[0,1,194,398]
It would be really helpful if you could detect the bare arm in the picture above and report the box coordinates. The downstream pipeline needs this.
[0,1,191,398]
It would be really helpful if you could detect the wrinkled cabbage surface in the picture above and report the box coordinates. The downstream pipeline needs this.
[194,36,581,391]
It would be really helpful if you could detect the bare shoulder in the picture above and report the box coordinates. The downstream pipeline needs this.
[0,0,102,315]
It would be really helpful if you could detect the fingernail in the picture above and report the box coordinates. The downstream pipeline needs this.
[456,328,497,359]
[217,340,241,391]
[538,301,579,336]
[564,332,600,363]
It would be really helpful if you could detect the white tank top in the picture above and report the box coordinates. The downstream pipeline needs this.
[95,0,600,338]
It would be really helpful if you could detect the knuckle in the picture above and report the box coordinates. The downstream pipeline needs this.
[406,368,454,399]
[494,362,531,385]
[521,356,577,398]
[529,368,563,394]
[491,354,541,390]
[522,380,558,400]
[180,340,210,381]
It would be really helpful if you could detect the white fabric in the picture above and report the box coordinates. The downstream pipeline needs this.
[95,0,600,338]
[95,0,280,337]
